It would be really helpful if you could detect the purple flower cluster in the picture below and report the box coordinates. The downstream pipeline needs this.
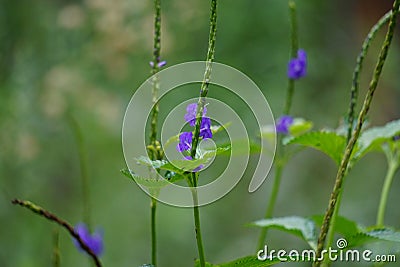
[276,115,294,134]
[287,49,307,80]
[177,103,212,152]
[73,223,103,257]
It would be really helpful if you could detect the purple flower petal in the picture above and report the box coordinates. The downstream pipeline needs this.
[276,115,294,134]
[184,103,207,126]
[73,223,104,257]
[177,131,193,152]
[287,49,307,80]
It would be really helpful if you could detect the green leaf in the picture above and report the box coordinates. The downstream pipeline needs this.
[284,131,346,165]
[289,118,313,136]
[250,216,318,250]
[349,228,400,248]
[311,215,361,239]
[219,255,285,266]
[195,255,304,267]
[354,119,400,160]
[120,168,170,188]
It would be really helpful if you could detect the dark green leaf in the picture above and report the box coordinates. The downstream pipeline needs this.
[284,131,346,165]
[311,215,361,239]
[349,228,400,248]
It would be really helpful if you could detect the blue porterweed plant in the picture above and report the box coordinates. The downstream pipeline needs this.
[10,0,400,266]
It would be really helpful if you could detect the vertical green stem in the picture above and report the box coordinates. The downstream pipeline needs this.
[377,155,399,227]
[68,115,91,228]
[148,0,162,265]
[188,1,217,266]
[257,1,297,249]
[313,1,400,266]
[257,152,284,249]
[150,197,157,266]
[284,1,299,115]
[52,228,60,267]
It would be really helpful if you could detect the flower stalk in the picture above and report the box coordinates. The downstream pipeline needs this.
[257,1,300,250]
[12,199,102,267]
[188,1,217,266]
[313,1,400,266]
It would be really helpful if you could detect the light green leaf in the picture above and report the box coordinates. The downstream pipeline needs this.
[354,119,400,160]
[349,228,400,248]
[284,131,346,165]
[250,216,317,250]
[195,255,308,267]
[120,168,170,188]
[289,118,313,136]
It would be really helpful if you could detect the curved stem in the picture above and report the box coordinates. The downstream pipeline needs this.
[313,1,400,266]
[346,10,394,143]
[377,157,399,227]
[12,199,102,267]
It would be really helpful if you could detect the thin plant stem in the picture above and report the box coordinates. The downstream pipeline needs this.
[284,1,299,116]
[188,1,217,266]
[257,1,298,249]
[12,199,102,267]
[68,115,91,229]
[52,228,60,267]
[313,1,400,266]
[346,10,395,143]
[148,0,162,265]
[323,8,398,265]
[257,150,284,250]
[150,197,157,265]
[377,149,399,227]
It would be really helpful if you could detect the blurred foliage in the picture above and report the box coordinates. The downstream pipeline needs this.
[1,0,400,266]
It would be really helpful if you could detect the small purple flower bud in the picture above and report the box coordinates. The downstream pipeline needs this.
[149,61,154,68]
[177,131,193,152]
[73,223,103,257]
[276,115,294,134]
[394,135,400,141]
[287,49,307,80]
[157,60,167,68]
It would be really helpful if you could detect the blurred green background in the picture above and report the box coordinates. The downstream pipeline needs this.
[1,0,400,266]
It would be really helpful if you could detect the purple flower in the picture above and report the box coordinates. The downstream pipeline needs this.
[200,117,212,139]
[184,103,207,126]
[184,155,204,172]
[149,60,167,68]
[73,223,103,256]
[276,115,294,134]
[177,131,193,152]
[394,135,400,141]
[287,49,307,80]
